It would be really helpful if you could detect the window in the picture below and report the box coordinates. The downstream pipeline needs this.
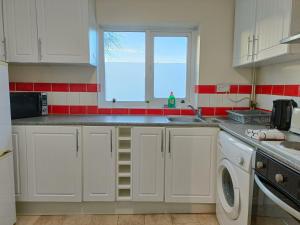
[100,29,196,107]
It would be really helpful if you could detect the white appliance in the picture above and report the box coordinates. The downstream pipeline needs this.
[290,108,300,135]
[216,131,255,225]
[0,62,16,225]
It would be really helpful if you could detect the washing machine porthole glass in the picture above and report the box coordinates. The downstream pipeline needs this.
[222,168,234,207]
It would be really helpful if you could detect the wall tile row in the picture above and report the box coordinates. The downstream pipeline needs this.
[9,82,100,93]
[256,84,300,97]
[48,105,249,116]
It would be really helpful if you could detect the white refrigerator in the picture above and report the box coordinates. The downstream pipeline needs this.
[0,62,16,225]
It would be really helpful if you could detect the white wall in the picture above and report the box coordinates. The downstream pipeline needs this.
[96,0,251,85]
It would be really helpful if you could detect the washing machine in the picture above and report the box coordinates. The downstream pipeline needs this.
[216,131,255,225]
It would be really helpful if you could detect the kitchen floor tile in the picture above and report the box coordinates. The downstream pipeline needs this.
[89,215,118,225]
[145,214,172,225]
[197,214,219,225]
[171,214,199,224]
[16,216,40,225]
[118,215,145,225]
[33,216,64,225]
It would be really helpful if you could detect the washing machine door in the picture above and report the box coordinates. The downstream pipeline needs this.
[217,159,240,220]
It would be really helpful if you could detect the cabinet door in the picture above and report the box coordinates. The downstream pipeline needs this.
[165,128,218,203]
[26,126,81,202]
[3,0,38,62]
[255,0,290,61]
[36,0,89,63]
[12,126,28,201]
[132,127,164,202]
[0,0,6,61]
[83,126,116,201]
[232,0,256,67]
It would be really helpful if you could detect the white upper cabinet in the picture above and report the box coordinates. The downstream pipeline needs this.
[165,128,218,203]
[3,0,97,65]
[83,126,116,202]
[3,0,38,62]
[0,0,6,61]
[233,0,256,67]
[12,126,28,201]
[26,126,82,202]
[132,127,165,202]
[36,0,97,64]
[233,0,300,67]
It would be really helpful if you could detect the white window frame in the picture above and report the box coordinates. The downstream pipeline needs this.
[98,27,198,108]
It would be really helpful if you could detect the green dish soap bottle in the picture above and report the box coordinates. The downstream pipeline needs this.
[168,92,176,108]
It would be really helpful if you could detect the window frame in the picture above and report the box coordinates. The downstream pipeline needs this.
[99,27,198,108]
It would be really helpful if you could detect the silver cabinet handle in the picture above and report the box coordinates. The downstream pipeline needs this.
[253,35,259,57]
[3,38,7,60]
[110,129,113,155]
[38,38,42,61]
[168,131,171,154]
[76,129,79,156]
[161,129,164,154]
[247,35,251,59]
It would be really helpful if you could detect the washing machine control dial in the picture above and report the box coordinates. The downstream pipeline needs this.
[256,161,264,169]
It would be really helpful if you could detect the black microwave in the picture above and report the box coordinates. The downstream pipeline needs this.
[10,92,48,119]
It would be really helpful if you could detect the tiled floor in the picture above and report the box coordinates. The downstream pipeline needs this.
[16,214,219,225]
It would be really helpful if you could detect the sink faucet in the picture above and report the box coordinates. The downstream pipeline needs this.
[188,105,202,119]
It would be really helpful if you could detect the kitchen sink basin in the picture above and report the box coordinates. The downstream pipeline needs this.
[167,116,205,123]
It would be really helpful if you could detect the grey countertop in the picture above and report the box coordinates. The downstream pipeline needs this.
[12,115,220,127]
[12,115,300,172]
[220,121,300,173]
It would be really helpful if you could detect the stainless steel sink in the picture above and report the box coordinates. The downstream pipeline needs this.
[167,116,205,123]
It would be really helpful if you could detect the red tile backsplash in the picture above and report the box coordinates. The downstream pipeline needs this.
[70,83,87,92]
[52,83,70,92]
[146,109,164,116]
[284,85,299,97]
[9,82,16,91]
[48,105,249,116]
[16,82,34,91]
[70,106,87,115]
[51,105,70,114]
[239,85,252,94]
[34,83,52,92]
[256,84,300,97]
[271,85,284,96]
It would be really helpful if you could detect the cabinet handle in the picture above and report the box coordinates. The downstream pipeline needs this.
[168,131,171,154]
[247,36,251,59]
[76,129,79,156]
[110,129,113,155]
[3,38,7,60]
[38,38,42,61]
[161,130,164,154]
[253,35,259,57]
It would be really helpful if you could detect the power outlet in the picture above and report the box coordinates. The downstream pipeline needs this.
[217,83,230,93]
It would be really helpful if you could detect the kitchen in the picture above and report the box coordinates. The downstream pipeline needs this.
[0,0,299,225]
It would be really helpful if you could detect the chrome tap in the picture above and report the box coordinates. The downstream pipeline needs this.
[188,105,202,119]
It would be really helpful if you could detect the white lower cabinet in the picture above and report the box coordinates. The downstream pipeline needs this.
[12,125,218,204]
[12,126,28,201]
[165,128,218,203]
[26,126,82,202]
[132,127,165,202]
[83,126,116,201]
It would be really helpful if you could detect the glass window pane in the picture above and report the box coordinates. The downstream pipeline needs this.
[104,32,146,102]
[154,36,188,99]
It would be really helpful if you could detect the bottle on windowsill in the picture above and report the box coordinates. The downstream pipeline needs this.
[168,92,176,108]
